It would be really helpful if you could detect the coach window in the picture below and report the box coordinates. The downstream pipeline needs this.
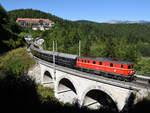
[88,61,90,63]
[110,63,113,67]
[121,65,124,68]
[93,61,96,64]
[78,59,80,62]
[82,60,84,62]
[99,62,102,65]
[85,60,86,62]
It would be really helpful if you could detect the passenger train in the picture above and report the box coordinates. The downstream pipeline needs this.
[30,45,135,81]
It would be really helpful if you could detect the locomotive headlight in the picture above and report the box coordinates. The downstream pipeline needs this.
[134,70,136,74]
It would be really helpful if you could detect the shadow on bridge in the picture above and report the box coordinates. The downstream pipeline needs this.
[57,78,77,104]
[83,89,118,112]
[43,71,54,88]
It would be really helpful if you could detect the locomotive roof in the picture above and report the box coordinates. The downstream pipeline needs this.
[78,57,133,65]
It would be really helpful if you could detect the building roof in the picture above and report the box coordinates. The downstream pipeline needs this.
[16,18,54,23]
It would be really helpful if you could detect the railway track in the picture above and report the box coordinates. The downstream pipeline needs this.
[131,75,150,88]
[135,75,150,83]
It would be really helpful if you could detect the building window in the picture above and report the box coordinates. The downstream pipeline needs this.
[93,61,96,64]
[110,63,113,67]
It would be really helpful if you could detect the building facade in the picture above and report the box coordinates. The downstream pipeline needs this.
[16,18,54,30]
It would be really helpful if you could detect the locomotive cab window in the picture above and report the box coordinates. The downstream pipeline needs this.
[99,62,102,65]
[93,61,96,64]
[110,63,113,67]
[121,65,124,68]
[128,65,131,69]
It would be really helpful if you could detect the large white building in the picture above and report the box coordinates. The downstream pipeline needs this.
[16,18,54,30]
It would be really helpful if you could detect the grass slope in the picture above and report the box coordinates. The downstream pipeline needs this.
[0,47,35,78]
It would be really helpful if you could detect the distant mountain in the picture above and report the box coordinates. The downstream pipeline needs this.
[138,20,150,24]
[76,20,150,24]
[107,20,150,24]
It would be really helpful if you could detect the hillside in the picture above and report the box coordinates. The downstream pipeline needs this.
[0,5,24,54]
[8,9,150,43]
[0,47,35,78]
[8,9,150,59]
[8,9,66,24]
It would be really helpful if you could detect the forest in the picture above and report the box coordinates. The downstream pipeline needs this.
[0,5,24,54]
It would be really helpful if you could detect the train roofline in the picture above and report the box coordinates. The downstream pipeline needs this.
[77,56,133,65]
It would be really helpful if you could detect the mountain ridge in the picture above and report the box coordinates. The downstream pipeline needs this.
[8,9,150,25]
[106,20,150,24]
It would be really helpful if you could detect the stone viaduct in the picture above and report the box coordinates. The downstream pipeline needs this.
[28,57,150,111]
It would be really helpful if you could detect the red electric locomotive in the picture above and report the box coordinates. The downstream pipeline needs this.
[76,57,135,81]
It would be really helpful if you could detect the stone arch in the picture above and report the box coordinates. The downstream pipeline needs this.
[80,85,118,111]
[56,75,78,104]
[42,70,54,88]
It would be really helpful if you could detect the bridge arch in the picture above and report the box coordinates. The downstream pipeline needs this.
[57,76,78,104]
[42,70,54,88]
[80,85,118,111]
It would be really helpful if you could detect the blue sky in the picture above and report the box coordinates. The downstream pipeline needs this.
[0,0,150,22]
